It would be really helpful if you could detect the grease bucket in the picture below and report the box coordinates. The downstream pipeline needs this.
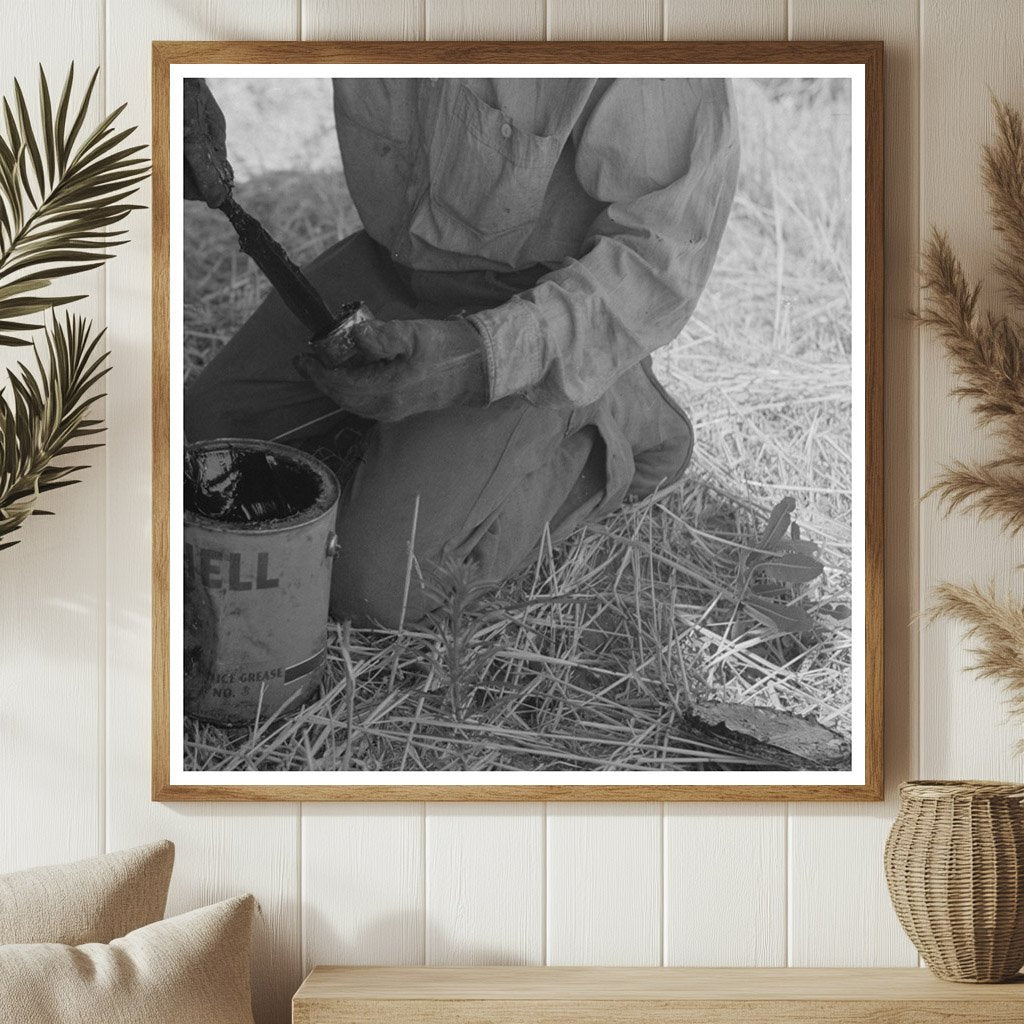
[183,438,340,726]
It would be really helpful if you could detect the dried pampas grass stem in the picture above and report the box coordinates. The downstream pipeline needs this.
[922,97,1024,735]
[931,583,1024,721]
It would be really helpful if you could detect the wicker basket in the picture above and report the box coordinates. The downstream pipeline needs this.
[885,780,1024,982]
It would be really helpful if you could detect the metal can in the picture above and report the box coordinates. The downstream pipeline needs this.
[183,438,340,726]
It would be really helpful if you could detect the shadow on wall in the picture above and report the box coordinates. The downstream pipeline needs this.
[302,905,538,970]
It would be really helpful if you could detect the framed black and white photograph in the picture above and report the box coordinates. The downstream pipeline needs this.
[152,41,883,801]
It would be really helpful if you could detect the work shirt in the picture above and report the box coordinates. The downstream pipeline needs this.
[333,78,739,408]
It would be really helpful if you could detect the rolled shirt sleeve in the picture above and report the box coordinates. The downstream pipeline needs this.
[468,78,740,407]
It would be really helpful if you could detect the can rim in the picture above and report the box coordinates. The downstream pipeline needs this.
[184,437,341,533]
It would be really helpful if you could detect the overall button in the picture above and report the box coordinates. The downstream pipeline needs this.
[500,122,512,138]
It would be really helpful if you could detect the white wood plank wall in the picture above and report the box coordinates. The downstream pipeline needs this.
[3,2,1022,1021]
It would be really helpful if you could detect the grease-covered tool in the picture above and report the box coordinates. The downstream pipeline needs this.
[216,194,371,364]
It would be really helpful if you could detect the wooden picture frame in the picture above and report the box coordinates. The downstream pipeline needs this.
[153,40,883,801]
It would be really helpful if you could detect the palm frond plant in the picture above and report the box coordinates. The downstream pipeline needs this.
[0,314,109,550]
[920,97,1024,724]
[0,65,148,549]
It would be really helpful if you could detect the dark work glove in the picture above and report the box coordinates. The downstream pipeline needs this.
[183,78,233,207]
[295,317,489,422]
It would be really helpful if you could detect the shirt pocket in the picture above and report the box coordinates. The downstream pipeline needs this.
[422,84,563,262]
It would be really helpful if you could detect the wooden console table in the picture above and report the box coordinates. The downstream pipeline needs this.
[293,966,1024,1022]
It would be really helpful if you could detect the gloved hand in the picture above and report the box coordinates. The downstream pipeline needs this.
[295,317,489,422]
[183,78,233,207]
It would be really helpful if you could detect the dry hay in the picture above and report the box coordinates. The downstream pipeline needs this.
[184,469,851,772]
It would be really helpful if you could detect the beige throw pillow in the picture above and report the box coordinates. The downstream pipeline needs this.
[0,840,174,945]
[0,894,256,1024]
